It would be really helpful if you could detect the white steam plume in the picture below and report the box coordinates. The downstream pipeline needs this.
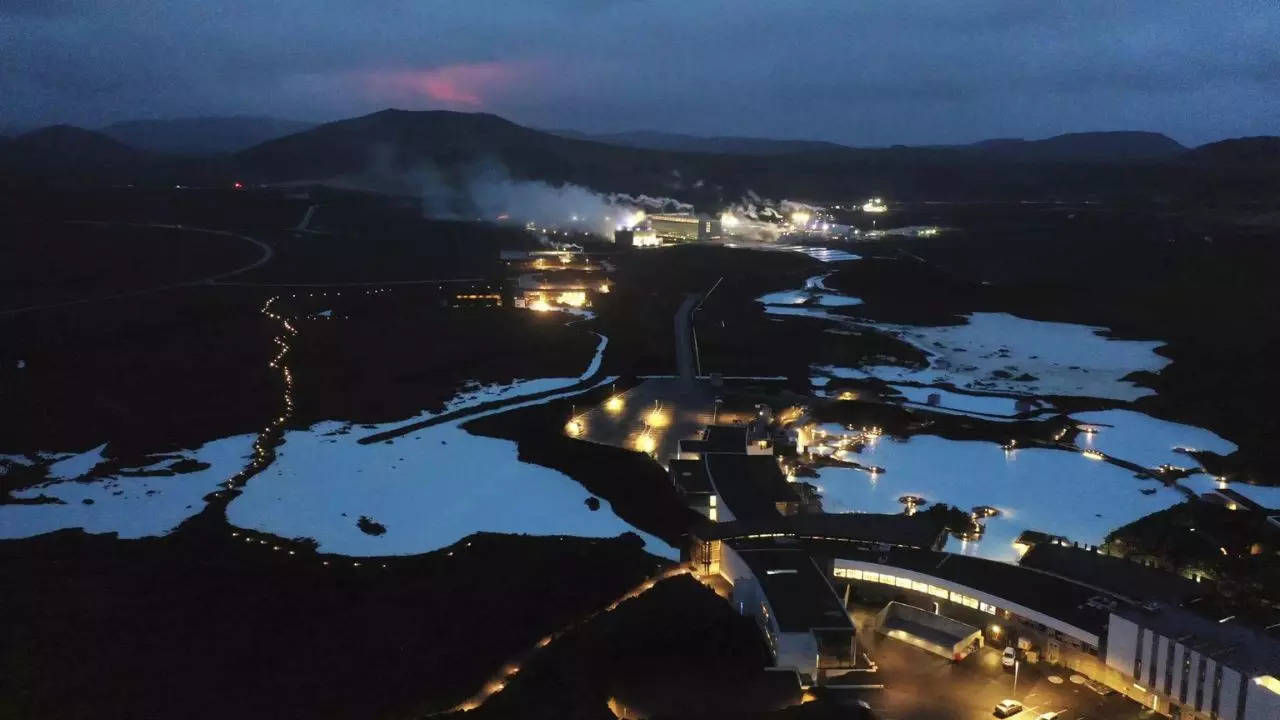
[420,159,694,237]
[718,192,824,241]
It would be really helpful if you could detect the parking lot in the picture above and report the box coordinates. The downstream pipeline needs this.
[850,610,1152,720]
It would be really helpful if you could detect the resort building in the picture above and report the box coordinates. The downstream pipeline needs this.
[1106,605,1280,720]
[721,545,860,687]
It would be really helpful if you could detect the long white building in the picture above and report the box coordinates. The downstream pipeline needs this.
[1106,605,1280,720]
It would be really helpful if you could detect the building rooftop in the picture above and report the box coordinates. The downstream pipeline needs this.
[678,439,710,456]
[881,601,982,650]
[694,512,945,550]
[704,425,748,453]
[804,543,1114,640]
[732,545,854,633]
[670,458,713,495]
[1019,543,1204,605]
[1214,487,1271,513]
[705,453,799,522]
[1114,602,1280,678]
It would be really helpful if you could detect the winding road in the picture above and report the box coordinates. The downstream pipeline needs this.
[0,221,275,316]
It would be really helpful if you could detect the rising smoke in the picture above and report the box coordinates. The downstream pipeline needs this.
[718,191,823,241]
[419,158,693,237]
[411,157,823,243]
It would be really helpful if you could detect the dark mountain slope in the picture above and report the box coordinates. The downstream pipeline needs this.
[1,126,154,181]
[102,116,316,155]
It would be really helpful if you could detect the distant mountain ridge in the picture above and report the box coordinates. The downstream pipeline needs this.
[550,129,849,156]
[558,127,1187,162]
[1,109,1274,202]
[101,116,315,155]
[956,131,1187,162]
[1189,136,1280,166]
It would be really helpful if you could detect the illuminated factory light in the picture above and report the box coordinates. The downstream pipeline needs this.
[528,298,553,312]
[719,212,740,228]
[1082,449,1105,460]
[862,197,888,213]
[790,210,811,227]
[605,395,624,413]
[556,291,588,307]
[565,418,584,437]
[636,433,656,454]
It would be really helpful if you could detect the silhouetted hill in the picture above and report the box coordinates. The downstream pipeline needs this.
[550,129,849,155]
[1189,137,1280,167]
[226,112,1270,202]
[952,131,1186,162]
[102,116,316,155]
[234,108,683,194]
[4,110,1276,204]
[0,125,154,181]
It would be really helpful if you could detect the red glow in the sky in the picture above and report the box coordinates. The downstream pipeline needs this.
[364,62,520,108]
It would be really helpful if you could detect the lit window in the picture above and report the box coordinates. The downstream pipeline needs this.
[864,572,879,583]
[911,580,929,593]
[896,576,912,589]
[929,586,949,599]
[980,602,997,615]
[850,568,863,581]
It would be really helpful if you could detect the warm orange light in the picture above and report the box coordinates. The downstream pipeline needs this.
[636,434,656,453]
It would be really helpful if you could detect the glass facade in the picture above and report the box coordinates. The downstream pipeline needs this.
[832,566,996,614]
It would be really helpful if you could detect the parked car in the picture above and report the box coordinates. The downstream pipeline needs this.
[1002,646,1018,668]
[1037,711,1062,720]
[993,699,1024,718]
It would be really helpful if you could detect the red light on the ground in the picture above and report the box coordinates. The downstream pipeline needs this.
[233,181,244,189]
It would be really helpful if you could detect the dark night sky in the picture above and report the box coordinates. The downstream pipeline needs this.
[3,0,1277,146]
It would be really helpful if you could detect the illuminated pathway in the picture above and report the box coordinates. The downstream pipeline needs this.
[223,294,297,490]
[434,564,693,715]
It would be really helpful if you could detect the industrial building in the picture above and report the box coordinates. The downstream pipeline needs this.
[612,227,659,247]
[647,213,721,242]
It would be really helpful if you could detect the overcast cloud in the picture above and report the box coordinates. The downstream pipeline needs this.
[2,0,1277,145]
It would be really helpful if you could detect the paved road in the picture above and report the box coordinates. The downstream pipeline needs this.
[850,609,1145,720]
[1,221,274,316]
[674,293,700,382]
[295,204,318,232]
